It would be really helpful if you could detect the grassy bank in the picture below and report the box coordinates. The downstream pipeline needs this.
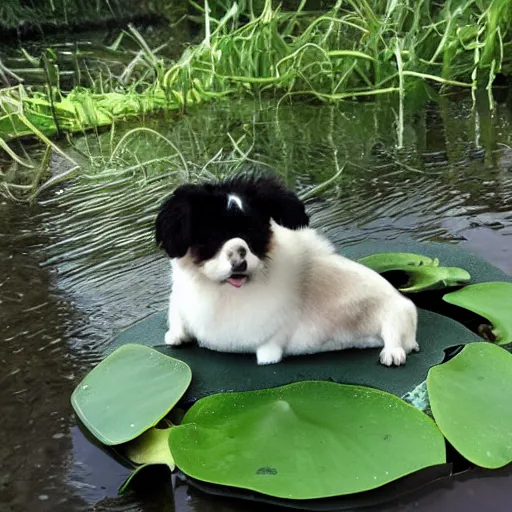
[1,0,512,197]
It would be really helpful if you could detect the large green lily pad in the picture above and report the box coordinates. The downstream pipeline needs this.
[71,344,191,445]
[169,381,445,499]
[358,253,471,292]
[182,463,453,511]
[342,240,511,285]
[110,308,479,403]
[443,282,512,344]
[107,240,507,403]
[428,343,512,469]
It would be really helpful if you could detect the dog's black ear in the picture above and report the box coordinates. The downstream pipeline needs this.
[231,173,309,229]
[155,185,195,258]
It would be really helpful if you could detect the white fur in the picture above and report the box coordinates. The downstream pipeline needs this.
[227,194,244,211]
[202,238,261,282]
[164,222,419,366]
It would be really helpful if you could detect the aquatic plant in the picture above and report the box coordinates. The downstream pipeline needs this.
[69,241,512,505]
[1,0,512,195]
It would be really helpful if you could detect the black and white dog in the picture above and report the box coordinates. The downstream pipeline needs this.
[155,173,418,366]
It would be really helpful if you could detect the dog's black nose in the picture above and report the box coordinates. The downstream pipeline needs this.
[231,260,247,272]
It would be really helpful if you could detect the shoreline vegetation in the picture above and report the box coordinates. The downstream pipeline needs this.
[1,0,511,198]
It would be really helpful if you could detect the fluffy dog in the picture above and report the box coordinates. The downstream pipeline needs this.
[155,173,419,366]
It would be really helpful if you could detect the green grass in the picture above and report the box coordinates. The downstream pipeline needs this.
[1,0,512,197]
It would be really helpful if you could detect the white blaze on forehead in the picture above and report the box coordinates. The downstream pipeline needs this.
[227,194,244,211]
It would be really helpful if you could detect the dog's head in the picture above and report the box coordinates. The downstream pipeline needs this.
[155,173,309,287]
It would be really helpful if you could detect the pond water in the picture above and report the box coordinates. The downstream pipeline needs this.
[2,32,512,512]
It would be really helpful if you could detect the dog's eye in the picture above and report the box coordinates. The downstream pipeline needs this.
[190,243,219,263]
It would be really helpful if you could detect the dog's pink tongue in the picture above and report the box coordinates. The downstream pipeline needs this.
[227,276,247,288]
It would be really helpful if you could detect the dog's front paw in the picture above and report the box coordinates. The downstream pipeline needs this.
[256,345,283,365]
[165,329,185,346]
[379,346,407,367]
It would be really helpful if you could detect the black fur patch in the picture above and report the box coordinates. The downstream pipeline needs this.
[155,172,309,261]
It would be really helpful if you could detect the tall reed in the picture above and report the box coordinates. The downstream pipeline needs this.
[1,0,512,195]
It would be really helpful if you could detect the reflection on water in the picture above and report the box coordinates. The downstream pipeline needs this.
[0,22,189,90]
[0,202,87,511]
[1,92,512,511]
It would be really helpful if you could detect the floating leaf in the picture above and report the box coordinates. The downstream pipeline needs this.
[343,240,511,286]
[443,282,512,344]
[183,463,453,510]
[71,344,191,445]
[118,422,175,495]
[169,381,445,500]
[124,424,175,470]
[399,265,471,293]
[111,309,479,403]
[428,343,512,469]
[118,463,172,495]
[358,252,470,292]
[108,239,508,403]
[358,252,439,272]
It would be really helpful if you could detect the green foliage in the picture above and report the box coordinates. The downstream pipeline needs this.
[344,240,512,287]
[0,84,176,141]
[66,243,512,501]
[118,463,172,495]
[399,266,471,293]
[358,253,438,272]
[443,282,512,343]
[165,0,503,102]
[2,0,512,183]
[71,344,191,445]
[169,381,446,499]
[123,423,175,470]
[358,252,471,292]
[428,343,512,469]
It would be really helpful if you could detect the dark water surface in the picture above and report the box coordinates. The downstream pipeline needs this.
[1,91,512,511]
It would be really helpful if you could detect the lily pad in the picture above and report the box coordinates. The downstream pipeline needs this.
[169,381,446,500]
[71,344,191,445]
[110,308,479,404]
[358,252,438,272]
[182,463,453,511]
[428,343,512,469]
[108,310,481,405]
[399,266,471,293]
[123,424,175,470]
[118,421,175,495]
[118,463,172,495]
[107,240,507,403]
[342,240,511,285]
[443,282,512,344]
[358,252,470,292]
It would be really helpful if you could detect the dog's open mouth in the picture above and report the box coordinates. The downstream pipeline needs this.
[227,274,248,288]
